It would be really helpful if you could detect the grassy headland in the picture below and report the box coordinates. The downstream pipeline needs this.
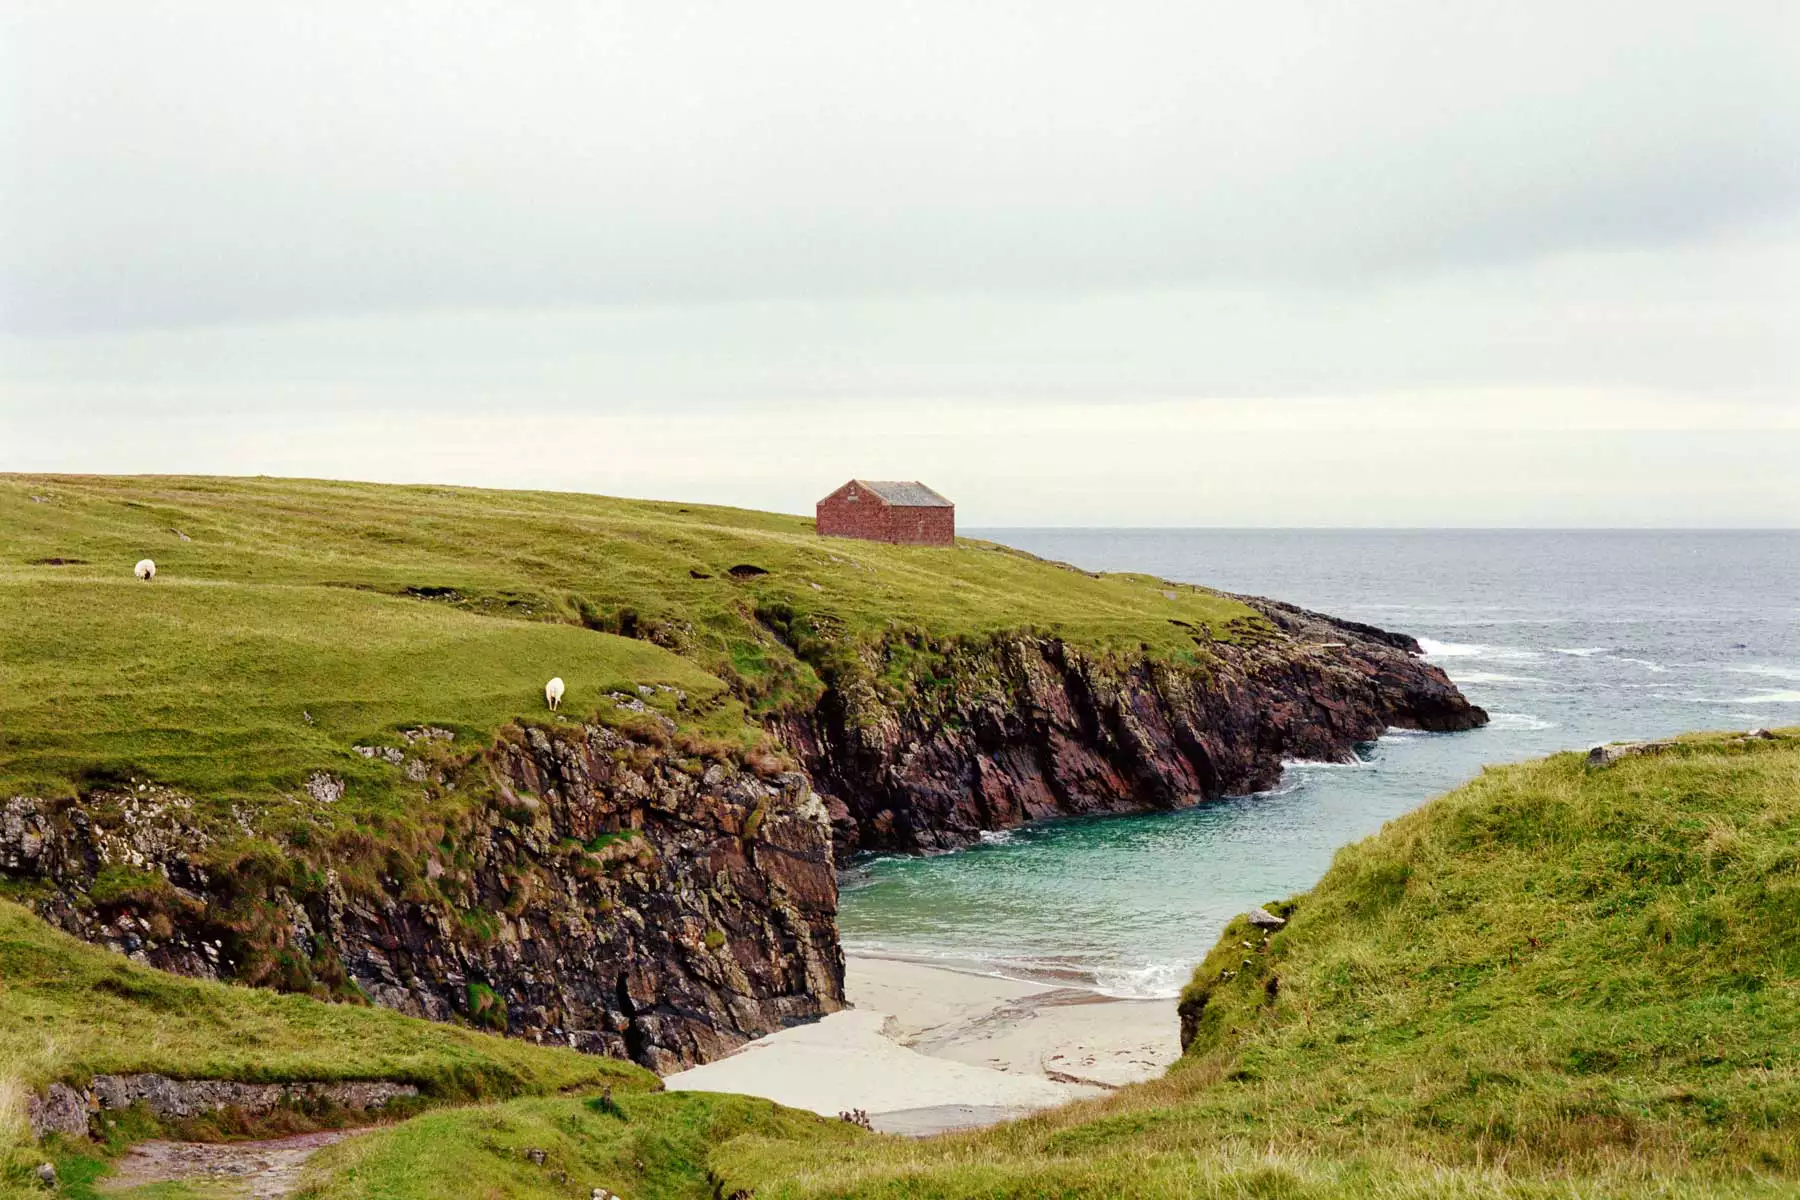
[693,728,1798,1197]
[2,473,1256,814]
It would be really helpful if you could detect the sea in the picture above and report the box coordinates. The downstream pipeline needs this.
[836,529,1800,999]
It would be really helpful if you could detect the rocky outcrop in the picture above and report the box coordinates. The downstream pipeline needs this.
[3,598,1481,1079]
[27,1075,417,1140]
[3,722,842,1073]
[777,597,1486,858]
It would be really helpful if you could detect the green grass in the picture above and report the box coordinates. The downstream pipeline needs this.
[0,573,726,806]
[291,1090,858,1200]
[1,472,1255,804]
[698,729,1800,1197]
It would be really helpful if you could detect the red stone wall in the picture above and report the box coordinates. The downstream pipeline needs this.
[816,483,954,545]
[883,504,955,546]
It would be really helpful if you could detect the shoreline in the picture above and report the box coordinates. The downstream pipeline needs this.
[836,943,1184,999]
[662,952,1182,1135]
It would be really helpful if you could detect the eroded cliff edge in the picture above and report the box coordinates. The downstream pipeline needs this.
[2,601,1481,1072]
[3,722,842,1073]
[779,596,1486,857]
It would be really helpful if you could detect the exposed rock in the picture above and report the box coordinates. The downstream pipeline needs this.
[1245,907,1286,931]
[780,598,1486,859]
[36,1162,56,1187]
[303,772,345,804]
[353,745,405,765]
[26,1083,88,1139]
[6,723,842,1073]
[26,1074,416,1140]
[1587,741,1675,768]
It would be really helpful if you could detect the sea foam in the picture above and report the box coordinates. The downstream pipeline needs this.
[1447,670,1547,685]
[1418,638,1485,658]
[1484,712,1557,731]
[1092,961,1190,1000]
[1727,664,1800,682]
[1419,639,1540,662]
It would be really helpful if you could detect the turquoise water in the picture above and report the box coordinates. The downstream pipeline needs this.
[837,530,1800,997]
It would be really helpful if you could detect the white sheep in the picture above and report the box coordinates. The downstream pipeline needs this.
[134,559,157,582]
[544,677,565,711]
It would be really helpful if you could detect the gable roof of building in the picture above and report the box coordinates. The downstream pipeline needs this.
[852,480,954,508]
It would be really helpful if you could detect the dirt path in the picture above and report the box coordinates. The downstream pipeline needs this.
[103,1129,367,1198]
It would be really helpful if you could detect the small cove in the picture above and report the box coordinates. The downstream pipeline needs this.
[838,529,1800,998]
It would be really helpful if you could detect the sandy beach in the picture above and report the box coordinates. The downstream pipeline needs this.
[663,953,1180,1135]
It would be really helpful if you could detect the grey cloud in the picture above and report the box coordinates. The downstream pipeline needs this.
[3,1,1796,331]
[5,219,1794,414]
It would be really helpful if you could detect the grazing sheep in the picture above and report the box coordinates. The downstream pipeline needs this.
[134,559,156,581]
[545,677,565,711]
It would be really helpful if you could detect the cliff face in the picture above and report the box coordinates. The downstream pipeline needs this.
[2,600,1481,1073]
[776,597,1486,858]
[1,722,842,1073]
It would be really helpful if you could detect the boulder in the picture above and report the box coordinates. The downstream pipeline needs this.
[1245,907,1286,931]
[25,1082,89,1139]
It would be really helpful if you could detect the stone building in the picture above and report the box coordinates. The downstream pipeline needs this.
[815,480,955,546]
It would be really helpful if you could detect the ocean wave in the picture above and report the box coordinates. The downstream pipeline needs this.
[840,946,1191,1000]
[1419,638,1540,663]
[1280,755,1364,769]
[1618,658,1669,673]
[978,829,1018,846]
[1091,961,1190,1000]
[1484,712,1557,731]
[1551,647,1611,657]
[1447,670,1548,685]
[1733,691,1800,705]
[1727,664,1800,682]
[1417,638,1485,658]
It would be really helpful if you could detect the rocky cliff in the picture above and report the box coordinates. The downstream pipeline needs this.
[2,721,842,1073]
[777,596,1485,858]
[2,600,1480,1073]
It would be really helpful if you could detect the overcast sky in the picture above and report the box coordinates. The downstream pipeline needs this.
[2,2,1796,525]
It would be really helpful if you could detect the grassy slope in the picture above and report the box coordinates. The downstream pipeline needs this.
[294,1091,856,1200]
[0,901,651,1097]
[692,730,1799,1197]
[1,473,1255,811]
[0,899,655,1198]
